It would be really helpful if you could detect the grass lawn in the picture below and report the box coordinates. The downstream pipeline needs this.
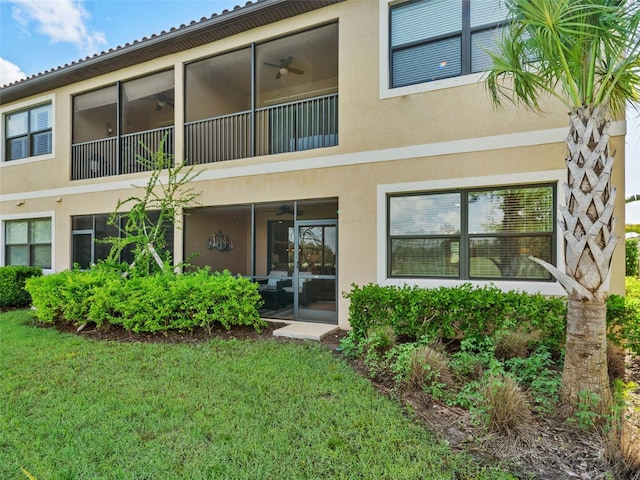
[0,310,514,480]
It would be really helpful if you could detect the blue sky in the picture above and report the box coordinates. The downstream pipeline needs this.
[0,0,639,219]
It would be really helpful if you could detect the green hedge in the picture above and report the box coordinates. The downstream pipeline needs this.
[344,283,567,350]
[0,266,42,308]
[25,268,266,333]
[626,238,639,277]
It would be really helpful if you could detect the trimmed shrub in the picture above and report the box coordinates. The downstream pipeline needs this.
[0,266,42,308]
[607,279,640,357]
[344,283,567,351]
[626,238,639,277]
[26,267,266,333]
[25,268,117,324]
[93,269,266,333]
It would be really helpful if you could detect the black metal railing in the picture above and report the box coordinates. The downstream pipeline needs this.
[72,94,338,178]
[185,93,338,165]
[71,126,174,180]
[256,94,338,156]
[185,111,251,165]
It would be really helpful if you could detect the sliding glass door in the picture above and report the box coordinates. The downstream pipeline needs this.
[294,220,337,323]
[184,198,337,323]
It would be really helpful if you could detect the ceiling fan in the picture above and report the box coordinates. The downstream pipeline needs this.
[272,204,304,216]
[264,56,304,79]
[140,92,174,111]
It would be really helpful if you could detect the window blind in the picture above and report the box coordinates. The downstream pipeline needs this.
[470,0,507,28]
[390,0,462,47]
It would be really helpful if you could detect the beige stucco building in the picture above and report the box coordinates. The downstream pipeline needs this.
[0,0,627,328]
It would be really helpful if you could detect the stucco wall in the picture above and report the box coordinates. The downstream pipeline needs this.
[0,0,629,328]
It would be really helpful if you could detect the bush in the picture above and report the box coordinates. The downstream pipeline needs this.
[626,238,639,277]
[25,267,118,324]
[607,288,640,357]
[26,268,266,333]
[0,266,42,308]
[344,283,567,351]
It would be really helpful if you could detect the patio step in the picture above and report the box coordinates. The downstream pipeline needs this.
[271,321,338,341]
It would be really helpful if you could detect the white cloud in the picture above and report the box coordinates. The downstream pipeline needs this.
[0,57,27,86]
[10,0,106,54]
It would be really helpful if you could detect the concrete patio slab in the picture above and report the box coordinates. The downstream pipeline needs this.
[271,321,339,341]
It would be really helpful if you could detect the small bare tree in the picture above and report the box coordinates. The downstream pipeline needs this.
[106,136,200,276]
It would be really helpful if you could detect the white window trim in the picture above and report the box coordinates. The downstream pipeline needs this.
[379,0,489,100]
[0,93,56,166]
[377,170,567,296]
[1,211,56,274]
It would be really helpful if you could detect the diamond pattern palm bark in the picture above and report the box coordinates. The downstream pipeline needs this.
[532,105,618,302]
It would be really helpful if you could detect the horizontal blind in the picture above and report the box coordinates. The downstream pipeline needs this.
[30,219,52,244]
[393,37,462,86]
[470,0,508,28]
[6,220,28,244]
[390,192,461,235]
[391,0,462,47]
[8,138,28,160]
[30,104,51,132]
[471,26,504,72]
[468,186,554,234]
[32,132,52,156]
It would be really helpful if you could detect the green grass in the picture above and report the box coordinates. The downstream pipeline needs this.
[0,310,514,480]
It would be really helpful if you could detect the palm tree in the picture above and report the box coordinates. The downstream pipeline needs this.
[487,0,640,412]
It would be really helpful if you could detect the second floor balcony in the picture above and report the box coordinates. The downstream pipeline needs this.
[71,22,338,181]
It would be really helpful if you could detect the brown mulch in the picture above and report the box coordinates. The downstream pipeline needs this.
[40,321,640,480]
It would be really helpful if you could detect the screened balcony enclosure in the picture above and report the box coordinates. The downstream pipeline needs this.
[72,70,175,180]
[184,23,338,165]
[71,24,338,180]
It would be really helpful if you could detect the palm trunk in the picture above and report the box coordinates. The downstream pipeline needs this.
[560,105,616,411]
[533,106,618,411]
[561,298,611,410]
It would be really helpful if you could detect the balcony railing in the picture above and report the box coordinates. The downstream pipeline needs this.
[185,93,338,166]
[72,94,337,179]
[71,126,174,180]
[185,111,251,165]
[256,94,338,156]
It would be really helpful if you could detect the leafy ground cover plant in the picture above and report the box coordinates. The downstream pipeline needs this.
[342,282,639,435]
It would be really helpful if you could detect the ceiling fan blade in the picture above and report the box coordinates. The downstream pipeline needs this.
[264,62,281,68]
[275,71,282,79]
[287,67,304,75]
[282,56,294,67]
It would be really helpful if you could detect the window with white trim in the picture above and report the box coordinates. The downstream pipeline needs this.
[4,103,52,161]
[389,0,507,88]
[5,218,52,268]
[388,184,555,280]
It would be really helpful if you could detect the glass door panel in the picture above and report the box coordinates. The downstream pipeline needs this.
[295,221,337,324]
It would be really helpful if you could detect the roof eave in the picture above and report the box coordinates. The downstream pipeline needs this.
[0,0,342,105]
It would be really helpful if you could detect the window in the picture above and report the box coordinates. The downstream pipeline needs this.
[389,0,507,88]
[5,218,52,268]
[5,103,52,160]
[71,212,174,269]
[388,185,555,280]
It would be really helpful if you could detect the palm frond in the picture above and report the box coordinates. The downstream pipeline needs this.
[487,0,640,115]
